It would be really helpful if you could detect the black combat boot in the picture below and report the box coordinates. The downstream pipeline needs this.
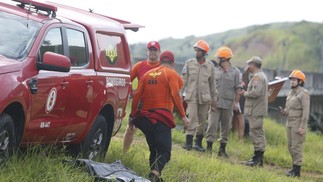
[243,151,264,167]
[206,141,213,153]
[286,165,301,177]
[286,164,294,176]
[148,172,164,182]
[217,143,228,158]
[182,135,193,150]
[193,135,205,152]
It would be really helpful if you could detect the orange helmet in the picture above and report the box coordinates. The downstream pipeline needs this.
[216,46,233,59]
[194,40,209,53]
[289,69,305,82]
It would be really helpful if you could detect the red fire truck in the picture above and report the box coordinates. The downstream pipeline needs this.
[0,0,142,162]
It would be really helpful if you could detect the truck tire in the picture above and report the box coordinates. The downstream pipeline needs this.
[0,113,15,164]
[68,114,109,160]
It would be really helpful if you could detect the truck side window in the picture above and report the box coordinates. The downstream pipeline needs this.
[96,33,127,68]
[39,28,63,62]
[66,29,87,67]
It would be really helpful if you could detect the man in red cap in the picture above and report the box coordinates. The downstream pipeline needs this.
[129,50,189,181]
[122,41,161,154]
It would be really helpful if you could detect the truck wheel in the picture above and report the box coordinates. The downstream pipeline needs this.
[68,115,108,160]
[0,113,15,164]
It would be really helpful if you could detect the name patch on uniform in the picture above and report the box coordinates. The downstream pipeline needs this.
[148,79,158,84]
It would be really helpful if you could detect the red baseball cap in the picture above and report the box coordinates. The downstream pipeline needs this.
[160,50,174,63]
[147,41,160,50]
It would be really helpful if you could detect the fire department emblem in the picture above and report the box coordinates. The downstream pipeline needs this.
[149,71,162,78]
[46,88,57,113]
[105,44,118,65]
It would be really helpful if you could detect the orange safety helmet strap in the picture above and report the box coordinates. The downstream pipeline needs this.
[289,70,306,82]
[194,40,209,53]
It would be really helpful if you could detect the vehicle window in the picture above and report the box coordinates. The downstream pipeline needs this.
[66,29,87,67]
[0,11,41,60]
[39,28,63,62]
[96,33,127,68]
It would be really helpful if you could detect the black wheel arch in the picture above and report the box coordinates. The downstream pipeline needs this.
[99,104,114,141]
[3,102,25,148]
[0,113,16,164]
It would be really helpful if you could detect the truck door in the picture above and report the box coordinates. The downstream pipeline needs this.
[63,28,95,138]
[96,33,131,133]
[28,27,70,142]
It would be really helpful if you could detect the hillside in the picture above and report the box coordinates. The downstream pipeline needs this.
[130,21,323,72]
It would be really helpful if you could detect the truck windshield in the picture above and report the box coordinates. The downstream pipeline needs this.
[0,11,41,60]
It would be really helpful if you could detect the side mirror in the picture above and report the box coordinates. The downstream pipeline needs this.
[37,52,71,72]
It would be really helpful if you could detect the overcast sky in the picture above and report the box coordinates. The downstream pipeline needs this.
[11,0,323,44]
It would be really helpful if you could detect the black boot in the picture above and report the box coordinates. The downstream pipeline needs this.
[217,143,228,158]
[183,135,193,150]
[148,172,164,182]
[286,165,294,176]
[286,165,301,177]
[206,141,213,153]
[243,151,264,167]
[193,135,205,152]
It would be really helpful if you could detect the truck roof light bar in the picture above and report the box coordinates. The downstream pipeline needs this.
[12,0,57,18]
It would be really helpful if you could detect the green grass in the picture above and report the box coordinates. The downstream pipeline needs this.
[0,146,93,182]
[1,110,322,182]
[115,117,323,182]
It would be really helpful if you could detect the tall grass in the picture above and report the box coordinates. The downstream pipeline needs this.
[0,146,92,182]
[106,117,323,182]
[0,116,322,181]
